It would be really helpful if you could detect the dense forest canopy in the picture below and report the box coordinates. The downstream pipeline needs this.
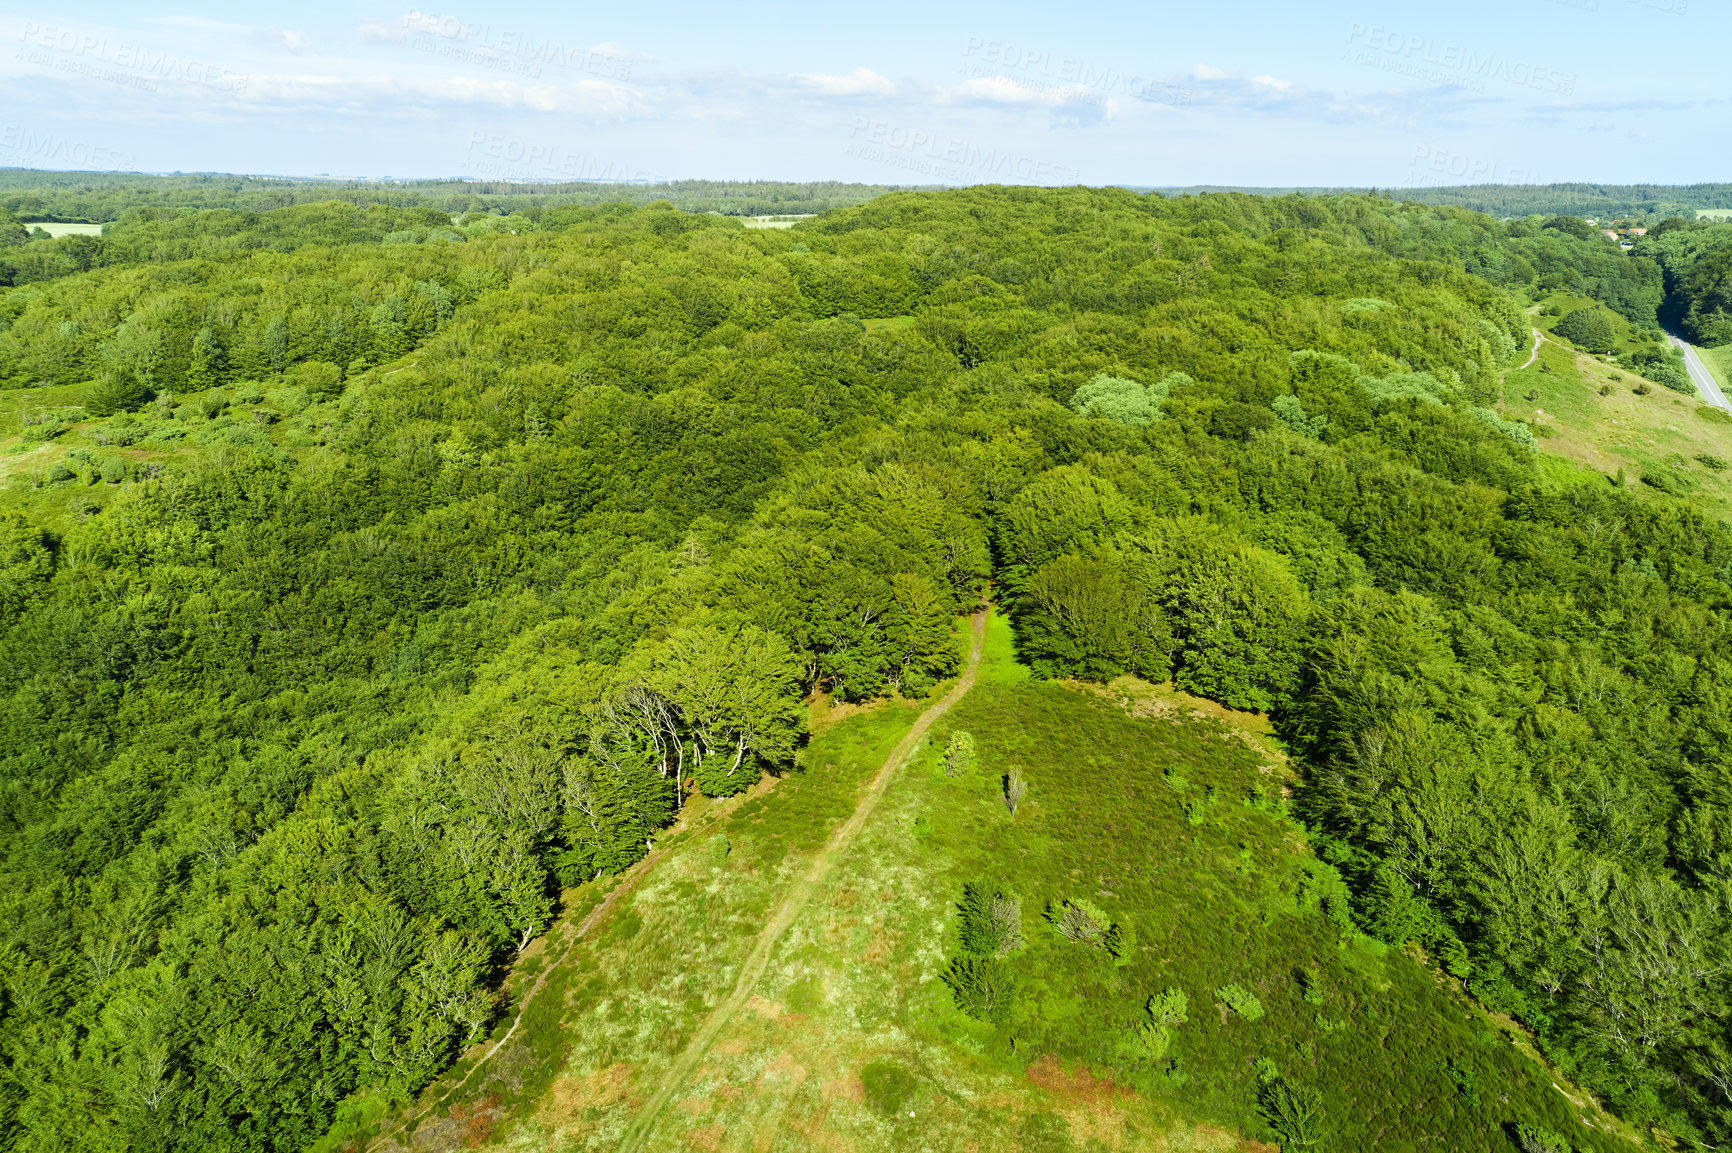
[3,184,1732,1150]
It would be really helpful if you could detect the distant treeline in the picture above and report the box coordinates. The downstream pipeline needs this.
[0,170,914,224]
[1147,183,1732,220]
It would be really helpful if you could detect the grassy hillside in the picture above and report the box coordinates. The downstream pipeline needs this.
[1507,302,1732,517]
[345,613,1639,1153]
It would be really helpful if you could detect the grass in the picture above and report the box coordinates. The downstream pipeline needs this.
[1701,344,1732,396]
[26,222,104,237]
[1505,303,1732,516]
[354,612,1644,1153]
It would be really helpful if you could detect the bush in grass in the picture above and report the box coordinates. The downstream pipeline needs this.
[1103,917,1136,964]
[1259,1077,1324,1149]
[942,956,1015,1024]
[958,883,1024,957]
[1444,1056,1480,1107]
[1123,987,1188,1061]
[1696,454,1728,470]
[1048,897,1108,944]
[1470,406,1537,452]
[943,730,976,777]
[1512,1123,1572,1153]
[1642,464,1695,496]
[1217,983,1265,1021]
[1699,405,1732,424]
[288,359,344,400]
[1552,308,1616,352]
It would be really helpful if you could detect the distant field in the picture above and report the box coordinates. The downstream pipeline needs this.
[26,221,103,237]
[740,214,817,230]
[1698,208,1732,221]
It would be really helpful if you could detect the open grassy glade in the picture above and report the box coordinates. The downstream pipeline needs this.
[380,614,1638,1153]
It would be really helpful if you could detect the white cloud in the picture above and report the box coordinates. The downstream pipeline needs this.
[792,67,896,97]
[264,28,318,54]
[1251,75,1292,92]
[1192,63,1232,80]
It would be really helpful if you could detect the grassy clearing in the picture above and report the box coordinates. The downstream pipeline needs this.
[354,698,928,1152]
[1505,307,1732,516]
[362,613,1641,1153]
[25,221,104,237]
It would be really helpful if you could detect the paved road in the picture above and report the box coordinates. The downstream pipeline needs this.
[1668,333,1732,412]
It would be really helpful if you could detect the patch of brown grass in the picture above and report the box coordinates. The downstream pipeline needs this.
[683,1121,726,1151]
[1023,1055,1132,1108]
[539,1061,634,1128]
[805,691,888,737]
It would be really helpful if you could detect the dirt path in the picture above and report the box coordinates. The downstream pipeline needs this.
[616,607,992,1153]
[1518,327,1542,370]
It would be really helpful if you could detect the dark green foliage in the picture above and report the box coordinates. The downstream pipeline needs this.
[1445,1056,1482,1108]
[942,956,1016,1024]
[1513,1122,1573,1153]
[957,883,1023,958]
[1259,1077,1325,1148]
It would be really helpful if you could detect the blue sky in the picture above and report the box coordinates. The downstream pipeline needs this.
[0,0,1724,187]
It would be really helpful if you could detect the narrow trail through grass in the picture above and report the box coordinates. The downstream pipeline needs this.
[614,607,992,1152]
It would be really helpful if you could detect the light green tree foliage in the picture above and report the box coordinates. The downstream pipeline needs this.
[1125,986,1189,1059]
[1272,394,1327,438]
[944,730,976,777]
[1361,370,1454,407]
[651,623,804,797]
[1069,371,1188,426]
[1217,983,1265,1021]
[1470,406,1537,452]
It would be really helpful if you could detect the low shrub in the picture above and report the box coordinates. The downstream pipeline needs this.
[1217,983,1265,1021]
